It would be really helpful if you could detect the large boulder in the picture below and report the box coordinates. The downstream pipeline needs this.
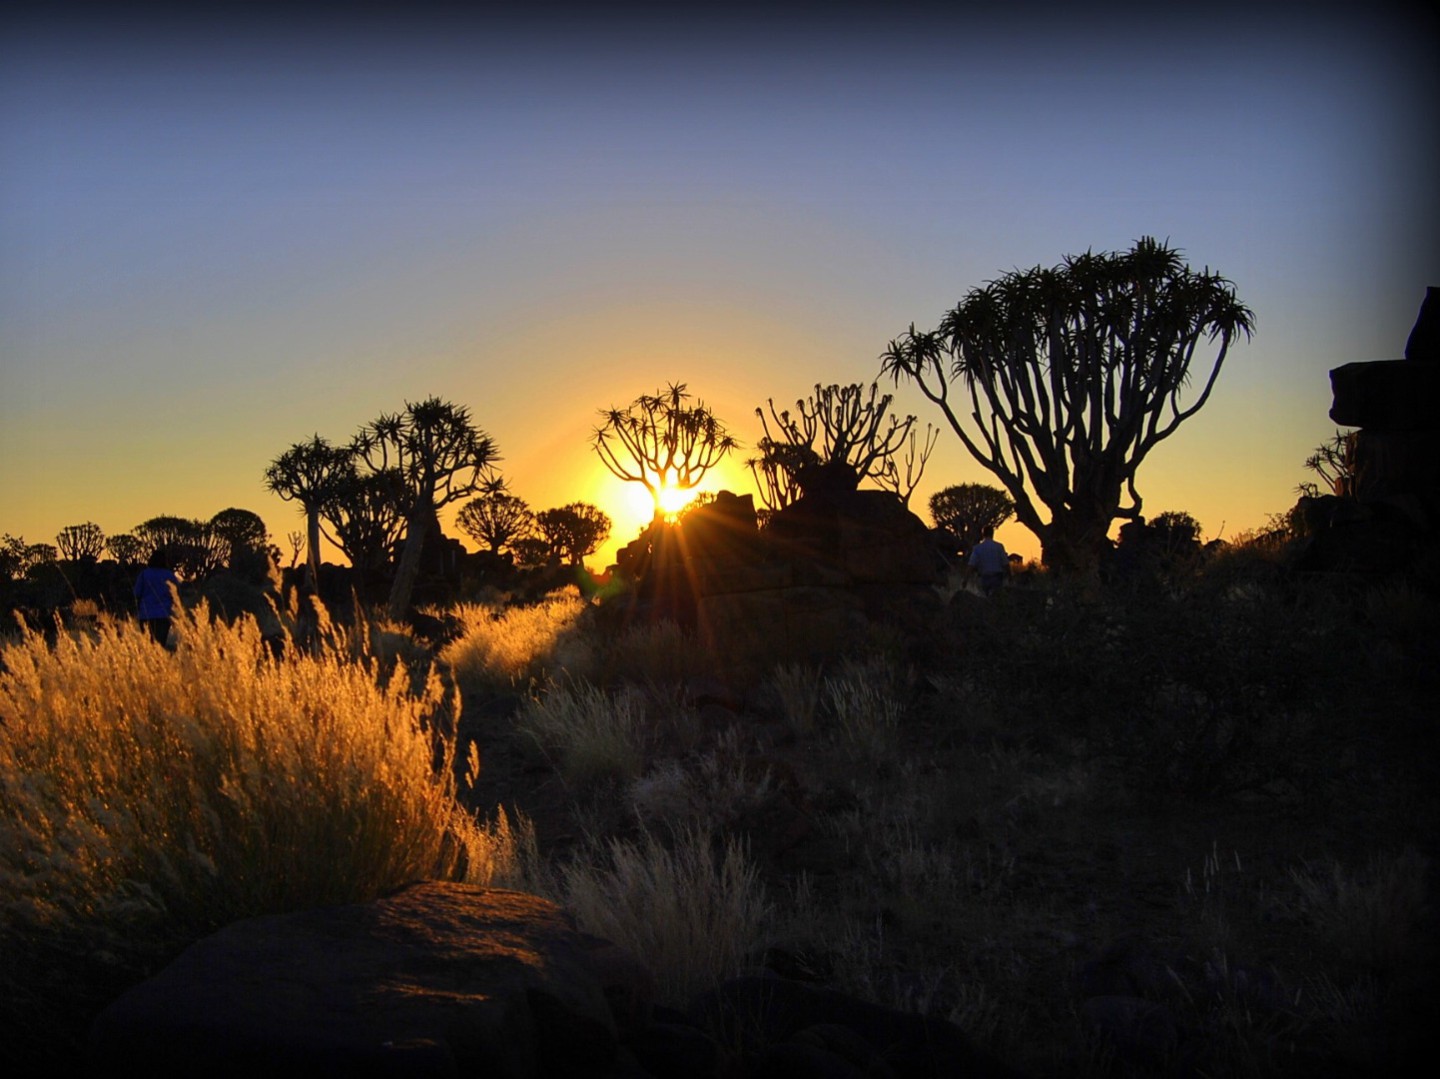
[767,488,942,587]
[87,884,640,1079]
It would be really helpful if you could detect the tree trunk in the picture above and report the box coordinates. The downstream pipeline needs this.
[387,509,430,620]
[1039,507,1113,577]
[305,511,323,593]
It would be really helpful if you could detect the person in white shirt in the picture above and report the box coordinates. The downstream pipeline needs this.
[967,528,1010,596]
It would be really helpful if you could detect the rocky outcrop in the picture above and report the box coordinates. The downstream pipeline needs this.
[86,884,642,1079]
[1307,288,1440,573]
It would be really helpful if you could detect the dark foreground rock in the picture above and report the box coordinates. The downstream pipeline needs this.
[87,883,1024,1078]
[692,975,1028,1079]
[87,883,637,1079]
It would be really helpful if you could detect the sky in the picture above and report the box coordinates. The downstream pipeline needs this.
[3,2,1437,569]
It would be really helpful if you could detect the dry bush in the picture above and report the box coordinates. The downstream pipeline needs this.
[1289,847,1431,977]
[628,728,775,833]
[558,826,771,1007]
[770,662,823,737]
[439,589,587,691]
[822,657,904,760]
[514,680,652,789]
[0,604,528,978]
[564,617,717,689]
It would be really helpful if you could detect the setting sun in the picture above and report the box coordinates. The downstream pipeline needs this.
[656,478,697,518]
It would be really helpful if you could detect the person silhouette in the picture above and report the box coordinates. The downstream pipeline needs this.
[134,548,181,645]
[967,528,1010,596]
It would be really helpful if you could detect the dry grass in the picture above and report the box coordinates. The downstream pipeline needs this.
[822,656,904,761]
[513,680,652,789]
[1288,847,1431,977]
[439,589,588,691]
[556,825,772,1008]
[0,603,526,945]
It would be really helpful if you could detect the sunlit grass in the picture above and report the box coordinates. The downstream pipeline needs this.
[514,680,652,789]
[439,588,588,692]
[0,603,527,951]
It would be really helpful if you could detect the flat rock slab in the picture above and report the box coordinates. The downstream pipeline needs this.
[88,883,620,1079]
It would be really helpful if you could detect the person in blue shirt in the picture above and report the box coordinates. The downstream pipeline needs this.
[134,549,181,645]
[967,528,1010,596]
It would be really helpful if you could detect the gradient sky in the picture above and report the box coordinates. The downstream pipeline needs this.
[3,3,1436,568]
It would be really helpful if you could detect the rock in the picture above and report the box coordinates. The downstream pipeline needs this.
[1329,359,1440,431]
[626,1019,724,1079]
[697,586,869,664]
[768,489,943,587]
[691,975,1026,1078]
[1080,995,1180,1067]
[87,883,640,1079]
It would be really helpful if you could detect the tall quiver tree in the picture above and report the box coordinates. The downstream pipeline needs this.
[882,238,1253,574]
[593,383,737,523]
[264,435,354,590]
[352,397,497,619]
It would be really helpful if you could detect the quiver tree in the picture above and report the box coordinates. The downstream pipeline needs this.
[928,483,1016,555]
[755,382,932,503]
[352,397,498,618]
[1,535,51,581]
[319,468,406,585]
[535,502,611,568]
[457,488,536,557]
[593,383,737,521]
[208,508,272,578]
[882,237,1253,573]
[264,435,355,590]
[106,533,144,567]
[1298,429,1361,498]
[56,522,106,562]
[132,516,225,579]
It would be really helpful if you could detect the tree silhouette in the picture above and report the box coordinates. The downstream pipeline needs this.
[754,382,933,504]
[56,522,106,562]
[928,483,1016,555]
[106,532,144,567]
[536,502,611,568]
[457,488,535,557]
[882,238,1253,572]
[264,435,355,589]
[208,508,270,574]
[352,397,498,618]
[319,468,406,584]
[1,534,30,581]
[131,516,224,579]
[1298,429,1360,498]
[593,383,737,521]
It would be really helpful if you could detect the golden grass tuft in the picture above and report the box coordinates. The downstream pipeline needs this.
[0,603,525,946]
[439,590,588,690]
[558,825,771,1008]
[513,680,651,789]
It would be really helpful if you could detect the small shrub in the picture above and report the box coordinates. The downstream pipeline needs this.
[558,826,771,1007]
[771,661,823,737]
[514,681,651,788]
[823,657,904,760]
[1289,847,1431,977]
[562,617,716,688]
[628,730,774,832]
